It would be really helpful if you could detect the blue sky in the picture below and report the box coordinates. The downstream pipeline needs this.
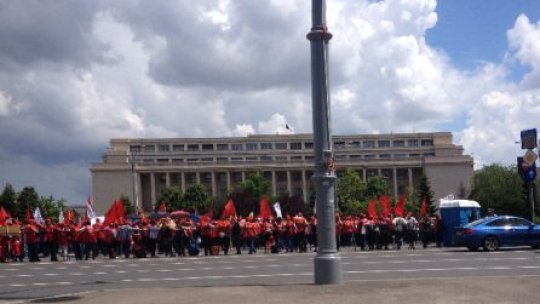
[428,0,540,77]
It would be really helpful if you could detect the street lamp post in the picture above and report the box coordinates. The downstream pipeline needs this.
[307,0,343,285]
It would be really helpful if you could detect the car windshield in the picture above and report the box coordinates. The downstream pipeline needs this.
[463,217,491,228]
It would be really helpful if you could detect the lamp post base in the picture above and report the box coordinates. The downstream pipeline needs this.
[314,252,343,285]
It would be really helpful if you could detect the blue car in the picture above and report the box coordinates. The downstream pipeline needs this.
[454,216,540,251]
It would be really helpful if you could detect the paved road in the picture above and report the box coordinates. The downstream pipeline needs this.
[1,247,539,302]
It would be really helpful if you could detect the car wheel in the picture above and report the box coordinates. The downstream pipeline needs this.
[467,246,479,251]
[483,236,499,252]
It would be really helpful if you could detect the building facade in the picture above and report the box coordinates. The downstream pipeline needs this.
[90,132,473,214]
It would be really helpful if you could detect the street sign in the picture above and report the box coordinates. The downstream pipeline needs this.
[521,129,537,149]
[523,149,538,165]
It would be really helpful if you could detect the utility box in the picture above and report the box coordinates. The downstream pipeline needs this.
[439,199,481,247]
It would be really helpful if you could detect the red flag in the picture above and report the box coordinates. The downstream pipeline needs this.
[104,200,125,225]
[378,195,391,217]
[367,198,377,218]
[0,206,10,225]
[157,201,167,213]
[258,196,273,219]
[394,195,406,217]
[221,199,237,219]
[420,197,427,218]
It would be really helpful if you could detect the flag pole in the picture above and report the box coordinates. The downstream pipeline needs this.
[307,0,342,284]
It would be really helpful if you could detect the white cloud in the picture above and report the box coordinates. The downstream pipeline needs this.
[0,0,538,202]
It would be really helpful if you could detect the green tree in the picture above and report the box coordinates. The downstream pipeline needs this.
[239,172,271,199]
[469,164,528,218]
[120,195,135,215]
[365,176,390,199]
[417,175,436,214]
[18,186,40,219]
[183,184,210,214]
[337,169,366,214]
[160,186,184,211]
[0,183,18,215]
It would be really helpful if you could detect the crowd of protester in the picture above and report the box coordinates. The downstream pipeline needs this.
[0,212,443,263]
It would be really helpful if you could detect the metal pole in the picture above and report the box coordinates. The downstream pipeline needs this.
[530,181,535,222]
[307,0,343,285]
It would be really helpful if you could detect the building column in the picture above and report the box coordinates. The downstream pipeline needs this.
[135,173,142,209]
[226,172,231,193]
[393,168,398,199]
[196,172,201,184]
[362,169,367,182]
[272,171,277,197]
[287,171,292,195]
[165,172,170,188]
[241,171,246,183]
[211,171,216,197]
[302,170,308,204]
[181,172,186,193]
[150,173,156,205]
[408,168,413,189]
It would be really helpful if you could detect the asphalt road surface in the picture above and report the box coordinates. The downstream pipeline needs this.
[1,247,539,302]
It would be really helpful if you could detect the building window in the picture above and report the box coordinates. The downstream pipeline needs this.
[305,155,314,161]
[172,158,184,164]
[143,158,154,163]
[202,144,214,151]
[260,143,273,150]
[350,155,362,159]
[260,155,272,161]
[231,143,243,151]
[408,139,419,147]
[290,156,302,160]
[290,142,302,150]
[304,142,314,149]
[393,140,405,147]
[423,153,435,157]
[350,141,361,148]
[275,156,287,161]
[187,144,199,151]
[130,145,142,153]
[363,140,375,148]
[187,158,200,163]
[144,145,156,152]
[158,144,170,152]
[335,155,346,160]
[172,144,184,151]
[394,154,407,159]
[334,141,346,149]
[246,143,258,151]
[409,153,421,159]
[231,157,243,161]
[378,140,390,148]
[157,158,169,163]
[364,154,376,159]
[201,157,213,162]
[275,143,288,150]
[246,156,258,161]
[217,144,228,151]
[379,154,391,159]
[217,157,228,163]
[421,139,433,146]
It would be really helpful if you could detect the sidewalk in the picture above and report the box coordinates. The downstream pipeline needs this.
[29,276,539,304]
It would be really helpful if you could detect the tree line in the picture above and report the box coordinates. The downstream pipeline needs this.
[1,164,536,221]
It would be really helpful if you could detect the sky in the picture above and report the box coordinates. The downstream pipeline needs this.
[0,0,539,205]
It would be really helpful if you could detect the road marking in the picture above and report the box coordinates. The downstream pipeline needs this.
[519,266,540,269]
[157,269,172,272]
[56,282,73,285]
[57,266,67,269]
[16,274,33,277]
[70,272,84,276]
[485,266,512,270]
[80,265,91,269]
[103,264,117,267]
[93,272,107,275]
[32,283,49,286]
[136,270,149,273]
[44,273,59,276]
[9,284,25,287]
[115,270,127,273]
[162,278,179,281]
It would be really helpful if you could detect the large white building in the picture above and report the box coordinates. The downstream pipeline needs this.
[90,132,473,214]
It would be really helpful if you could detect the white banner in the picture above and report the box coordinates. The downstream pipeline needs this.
[273,202,282,218]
